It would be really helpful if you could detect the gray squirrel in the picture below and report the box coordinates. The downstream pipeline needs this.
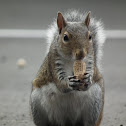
[30,10,106,126]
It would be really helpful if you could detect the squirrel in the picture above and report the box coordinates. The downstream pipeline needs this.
[30,10,106,126]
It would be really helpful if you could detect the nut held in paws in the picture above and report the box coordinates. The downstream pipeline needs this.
[73,60,86,80]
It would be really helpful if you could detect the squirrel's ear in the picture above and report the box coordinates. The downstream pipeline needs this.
[57,12,66,34]
[84,11,91,29]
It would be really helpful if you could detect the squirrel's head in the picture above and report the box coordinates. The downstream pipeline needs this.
[56,11,93,61]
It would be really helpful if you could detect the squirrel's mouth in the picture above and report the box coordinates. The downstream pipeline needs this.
[73,48,86,60]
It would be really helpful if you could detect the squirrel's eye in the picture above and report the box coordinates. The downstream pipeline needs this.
[64,34,69,42]
[89,34,92,40]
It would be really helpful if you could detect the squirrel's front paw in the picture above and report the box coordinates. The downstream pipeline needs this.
[79,73,92,91]
[83,73,92,87]
[68,76,83,90]
[68,73,92,91]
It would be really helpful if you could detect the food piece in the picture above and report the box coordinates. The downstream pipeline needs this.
[17,58,27,68]
[73,60,86,80]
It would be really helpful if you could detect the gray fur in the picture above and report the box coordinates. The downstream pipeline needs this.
[31,83,102,126]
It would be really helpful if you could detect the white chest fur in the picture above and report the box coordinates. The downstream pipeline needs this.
[31,82,102,126]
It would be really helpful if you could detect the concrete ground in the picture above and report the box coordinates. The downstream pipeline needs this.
[0,38,126,126]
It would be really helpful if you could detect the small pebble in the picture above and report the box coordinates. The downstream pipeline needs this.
[17,58,27,68]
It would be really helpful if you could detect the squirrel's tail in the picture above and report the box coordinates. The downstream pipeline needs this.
[91,19,106,72]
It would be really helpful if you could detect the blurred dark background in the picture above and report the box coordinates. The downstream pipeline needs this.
[0,0,126,126]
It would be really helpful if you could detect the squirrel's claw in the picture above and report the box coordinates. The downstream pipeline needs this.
[67,73,92,91]
[69,81,83,91]
[82,73,92,85]
[68,76,83,90]
[69,78,80,82]
[69,81,83,87]
[68,75,76,80]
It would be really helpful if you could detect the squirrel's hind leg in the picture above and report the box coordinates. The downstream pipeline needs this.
[30,89,48,126]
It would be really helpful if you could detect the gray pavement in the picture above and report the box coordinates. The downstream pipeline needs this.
[0,38,126,126]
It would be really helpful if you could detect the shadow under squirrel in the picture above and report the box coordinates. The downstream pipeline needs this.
[30,10,106,126]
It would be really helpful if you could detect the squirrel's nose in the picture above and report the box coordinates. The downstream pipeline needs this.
[74,49,85,60]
